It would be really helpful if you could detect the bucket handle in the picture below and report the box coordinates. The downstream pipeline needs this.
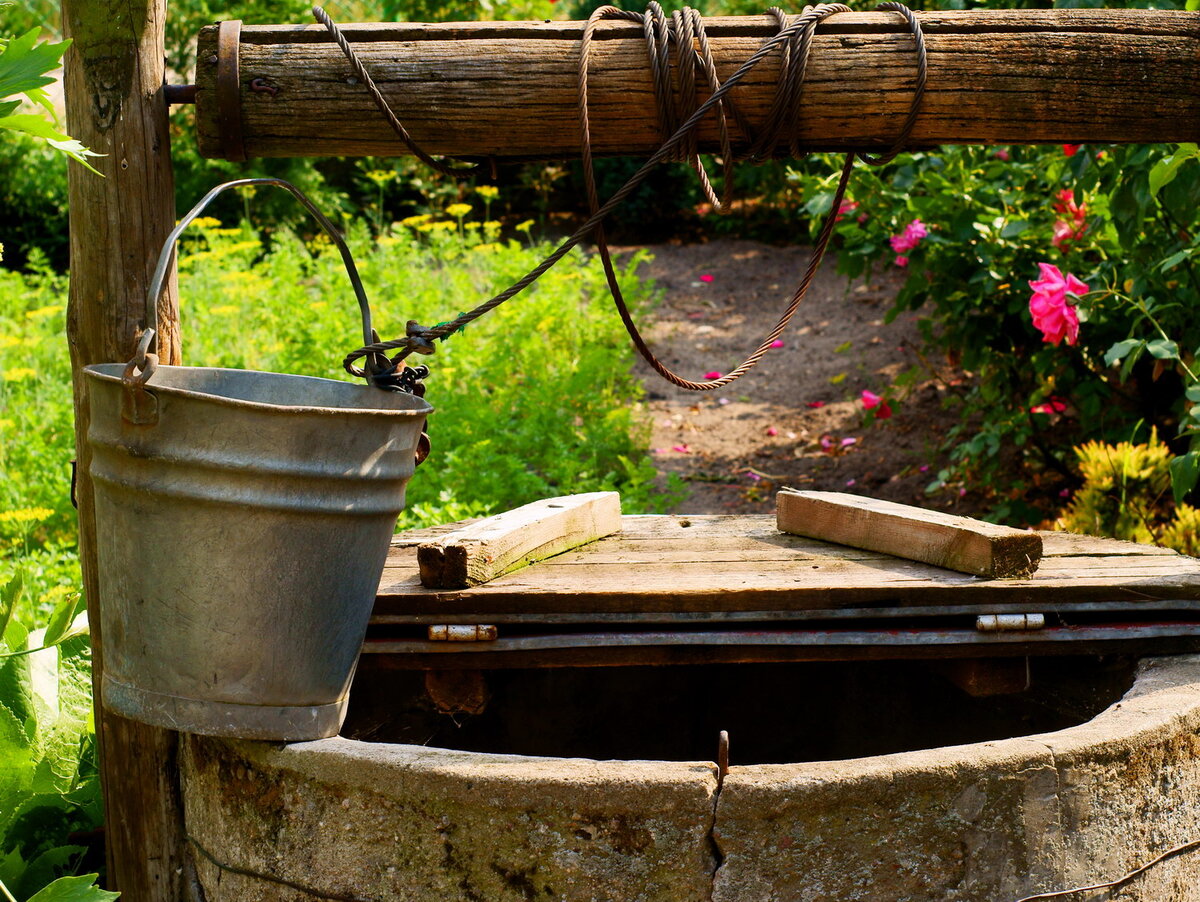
[139,177,382,381]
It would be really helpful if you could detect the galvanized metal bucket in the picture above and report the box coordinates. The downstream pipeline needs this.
[84,179,432,741]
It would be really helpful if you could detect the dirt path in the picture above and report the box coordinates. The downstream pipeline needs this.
[625,239,986,517]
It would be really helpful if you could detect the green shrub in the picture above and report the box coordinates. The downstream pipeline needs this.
[1055,431,1200,556]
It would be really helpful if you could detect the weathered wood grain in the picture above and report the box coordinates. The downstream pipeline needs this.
[62,0,190,898]
[193,10,1200,160]
[374,515,1199,617]
[418,492,621,588]
[776,489,1043,577]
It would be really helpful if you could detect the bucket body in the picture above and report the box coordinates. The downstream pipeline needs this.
[84,363,432,740]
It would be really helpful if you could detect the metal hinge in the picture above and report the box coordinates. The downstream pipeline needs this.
[427,624,498,642]
[975,613,1046,632]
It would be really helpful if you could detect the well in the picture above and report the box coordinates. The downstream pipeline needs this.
[181,655,1200,902]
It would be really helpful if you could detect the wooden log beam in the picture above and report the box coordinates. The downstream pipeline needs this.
[62,1,191,898]
[195,10,1200,161]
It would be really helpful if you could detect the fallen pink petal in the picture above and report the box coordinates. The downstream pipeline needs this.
[718,397,731,406]
[861,390,883,410]
[704,371,722,380]
[671,444,691,454]
[841,437,858,447]
[845,479,857,487]
[766,427,779,436]
[699,273,714,283]
[770,339,785,348]
[806,400,825,409]
[919,464,930,473]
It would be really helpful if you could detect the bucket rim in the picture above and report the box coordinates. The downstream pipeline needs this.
[84,362,434,418]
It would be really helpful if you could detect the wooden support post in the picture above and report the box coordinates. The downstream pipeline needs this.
[62,1,190,897]
[194,10,1200,160]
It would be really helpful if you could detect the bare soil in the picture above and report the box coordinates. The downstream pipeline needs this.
[623,238,989,518]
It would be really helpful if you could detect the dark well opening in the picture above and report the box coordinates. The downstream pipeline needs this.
[343,656,1139,765]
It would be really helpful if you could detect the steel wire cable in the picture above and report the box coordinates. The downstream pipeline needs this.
[315,4,927,387]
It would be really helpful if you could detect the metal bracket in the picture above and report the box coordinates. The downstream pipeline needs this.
[427,625,498,642]
[215,20,246,162]
[976,613,1046,632]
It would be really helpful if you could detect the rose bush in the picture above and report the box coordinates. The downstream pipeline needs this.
[787,137,1200,520]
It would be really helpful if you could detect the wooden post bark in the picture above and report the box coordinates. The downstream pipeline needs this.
[194,10,1200,160]
[62,1,190,898]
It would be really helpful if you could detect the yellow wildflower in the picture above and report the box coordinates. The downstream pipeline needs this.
[446,203,473,218]
[464,222,481,231]
[472,243,500,254]
[0,336,20,349]
[210,305,240,316]
[365,169,398,186]
[0,419,13,429]
[188,216,222,229]
[0,507,54,524]
[400,214,432,228]
[515,219,535,233]
[474,185,500,200]
[25,304,64,320]
[3,368,37,382]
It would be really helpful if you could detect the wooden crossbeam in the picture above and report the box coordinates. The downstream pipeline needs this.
[195,10,1200,161]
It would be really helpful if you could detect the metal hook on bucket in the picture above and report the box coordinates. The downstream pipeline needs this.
[139,177,388,383]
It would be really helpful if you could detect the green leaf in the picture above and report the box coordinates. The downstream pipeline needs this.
[1158,250,1192,273]
[0,574,21,646]
[1170,451,1200,504]
[999,219,1030,239]
[0,117,104,176]
[1104,339,1143,368]
[0,642,35,742]
[26,873,118,902]
[0,29,67,103]
[41,594,77,649]
[1189,0,1200,11]
[1185,384,1200,403]
[1149,143,1200,198]
[1146,338,1179,360]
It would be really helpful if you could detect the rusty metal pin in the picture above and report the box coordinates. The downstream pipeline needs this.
[717,730,730,788]
[249,77,279,96]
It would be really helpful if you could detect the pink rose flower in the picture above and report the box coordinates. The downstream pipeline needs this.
[894,255,909,268]
[861,389,892,419]
[994,149,1011,161]
[1028,263,1088,346]
[1062,144,1082,157]
[889,219,928,255]
[835,200,860,223]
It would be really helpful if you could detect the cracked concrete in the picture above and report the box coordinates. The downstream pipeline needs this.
[182,656,1200,901]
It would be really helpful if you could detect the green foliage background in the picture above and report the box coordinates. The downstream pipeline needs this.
[4,0,1200,896]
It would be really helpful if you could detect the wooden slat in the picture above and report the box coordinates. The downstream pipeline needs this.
[776,490,1042,578]
[374,515,1200,617]
[194,10,1200,160]
[417,492,621,588]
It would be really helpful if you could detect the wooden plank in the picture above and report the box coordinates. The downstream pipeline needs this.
[418,492,622,588]
[374,515,1200,617]
[776,490,1043,578]
[61,0,191,897]
[193,10,1200,160]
